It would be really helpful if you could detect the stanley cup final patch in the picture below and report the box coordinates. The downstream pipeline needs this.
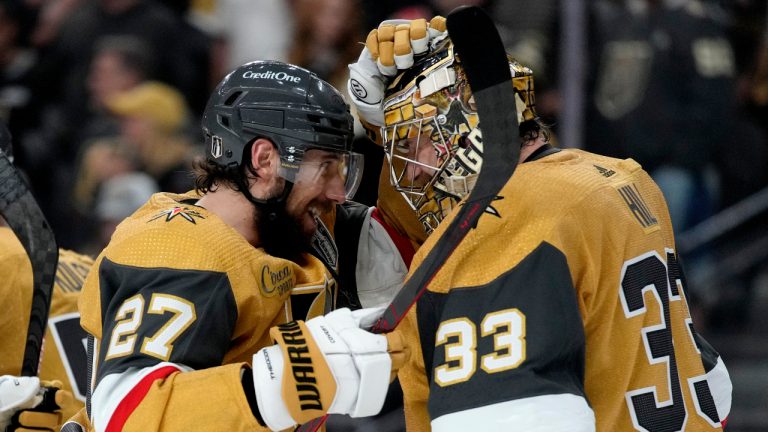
[311,217,338,270]
[211,136,223,159]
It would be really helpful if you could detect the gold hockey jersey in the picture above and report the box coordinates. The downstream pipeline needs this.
[77,192,337,431]
[398,149,730,431]
[0,227,94,422]
[0,227,32,376]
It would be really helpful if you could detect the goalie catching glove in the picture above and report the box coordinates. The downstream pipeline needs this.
[252,308,408,431]
[348,16,447,138]
[0,376,73,432]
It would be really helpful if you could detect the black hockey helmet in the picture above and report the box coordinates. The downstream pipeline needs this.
[203,61,356,167]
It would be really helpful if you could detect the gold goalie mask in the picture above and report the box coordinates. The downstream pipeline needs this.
[381,38,539,233]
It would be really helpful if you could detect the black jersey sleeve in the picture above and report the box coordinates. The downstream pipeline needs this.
[95,258,238,384]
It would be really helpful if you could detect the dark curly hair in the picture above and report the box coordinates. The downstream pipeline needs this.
[193,140,258,195]
[520,118,551,144]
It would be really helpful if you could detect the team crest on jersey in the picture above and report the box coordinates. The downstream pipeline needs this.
[149,207,205,224]
[474,196,503,227]
[484,197,503,218]
[310,217,338,269]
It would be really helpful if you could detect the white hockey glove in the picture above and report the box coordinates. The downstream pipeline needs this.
[252,307,409,431]
[0,376,71,432]
[348,16,447,138]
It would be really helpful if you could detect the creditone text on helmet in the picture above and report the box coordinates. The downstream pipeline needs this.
[242,70,302,83]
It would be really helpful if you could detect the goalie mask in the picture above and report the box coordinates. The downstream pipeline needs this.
[381,39,537,232]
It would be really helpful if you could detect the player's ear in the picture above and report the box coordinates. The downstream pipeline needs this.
[250,138,279,180]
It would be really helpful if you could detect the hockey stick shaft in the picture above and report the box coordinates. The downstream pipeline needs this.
[297,6,519,432]
[370,5,520,333]
[0,124,59,376]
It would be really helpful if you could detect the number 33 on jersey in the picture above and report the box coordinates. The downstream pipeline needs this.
[403,244,730,431]
[395,152,731,432]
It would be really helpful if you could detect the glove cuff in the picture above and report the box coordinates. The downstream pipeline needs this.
[271,321,338,424]
[347,62,386,128]
[348,349,390,417]
[252,346,296,431]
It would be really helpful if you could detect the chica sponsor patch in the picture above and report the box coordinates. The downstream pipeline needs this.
[260,264,293,297]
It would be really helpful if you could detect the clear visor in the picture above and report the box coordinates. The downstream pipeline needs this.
[280,149,364,202]
[381,116,451,211]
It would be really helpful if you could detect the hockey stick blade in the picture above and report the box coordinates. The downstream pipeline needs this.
[0,127,59,376]
[370,5,520,334]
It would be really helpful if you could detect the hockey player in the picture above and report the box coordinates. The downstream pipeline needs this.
[0,125,91,431]
[64,61,408,432]
[0,236,93,431]
[347,16,733,431]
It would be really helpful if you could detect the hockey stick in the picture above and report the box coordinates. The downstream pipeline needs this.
[296,6,519,431]
[0,123,59,376]
[370,5,521,333]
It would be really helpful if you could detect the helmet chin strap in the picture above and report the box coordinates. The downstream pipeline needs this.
[234,173,295,221]
[259,182,294,222]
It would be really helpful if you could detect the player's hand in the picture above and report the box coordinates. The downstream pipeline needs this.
[348,17,447,132]
[0,376,73,432]
[252,307,409,431]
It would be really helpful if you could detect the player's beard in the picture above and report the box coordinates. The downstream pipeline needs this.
[253,199,310,263]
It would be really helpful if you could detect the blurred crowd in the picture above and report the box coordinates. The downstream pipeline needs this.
[2,0,767,309]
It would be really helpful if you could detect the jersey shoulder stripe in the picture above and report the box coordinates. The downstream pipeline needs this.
[104,365,180,432]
